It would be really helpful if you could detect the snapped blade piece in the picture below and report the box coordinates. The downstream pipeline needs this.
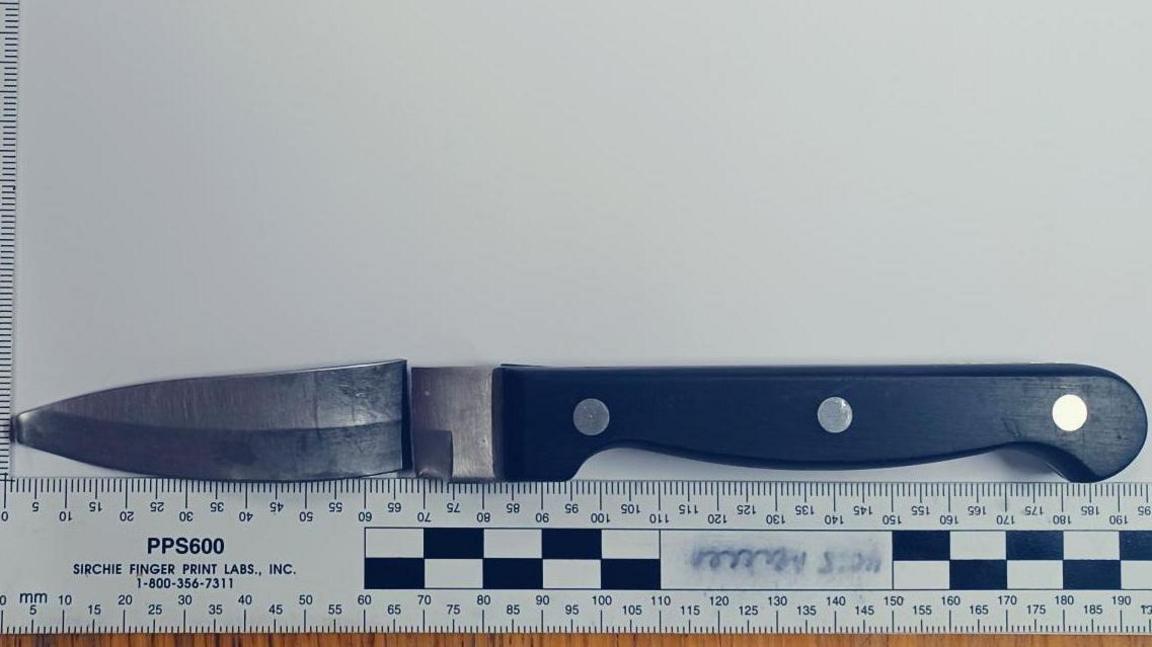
[13,360,409,481]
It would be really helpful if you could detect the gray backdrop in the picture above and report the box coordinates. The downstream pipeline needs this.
[15,1,1152,480]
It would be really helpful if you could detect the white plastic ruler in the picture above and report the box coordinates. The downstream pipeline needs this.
[0,478,1150,635]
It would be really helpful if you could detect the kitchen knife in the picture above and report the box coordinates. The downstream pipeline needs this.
[11,361,1147,482]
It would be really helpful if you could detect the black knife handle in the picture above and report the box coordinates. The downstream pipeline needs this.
[495,364,1146,482]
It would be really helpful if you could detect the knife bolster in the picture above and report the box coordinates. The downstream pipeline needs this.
[410,366,503,481]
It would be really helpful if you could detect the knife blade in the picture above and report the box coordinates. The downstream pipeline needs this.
[14,361,408,481]
[12,361,1147,482]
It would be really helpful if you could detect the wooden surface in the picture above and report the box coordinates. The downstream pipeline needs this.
[0,634,1147,647]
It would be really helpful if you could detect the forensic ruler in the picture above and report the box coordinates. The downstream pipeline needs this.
[0,479,1150,635]
[0,0,18,478]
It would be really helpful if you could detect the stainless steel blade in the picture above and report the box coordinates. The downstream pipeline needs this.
[13,360,408,481]
[408,366,500,481]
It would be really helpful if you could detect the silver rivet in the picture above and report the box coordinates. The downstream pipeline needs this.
[1052,394,1088,432]
[573,398,610,436]
[817,397,853,433]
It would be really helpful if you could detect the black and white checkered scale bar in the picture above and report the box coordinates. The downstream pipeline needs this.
[366,528,661,590]
[365,528,1152,591]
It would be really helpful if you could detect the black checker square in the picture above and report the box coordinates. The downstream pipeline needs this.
[423,528,484,559]
[364,558,424,590]
[1006,531,1063,560]
[601,559,661,590]
[542,528,602,559]
[892,531,950,561]
[1063,560,1122,590]
[483,558,544,589]
[949,560,1007,590]
[1120,531,1152,561]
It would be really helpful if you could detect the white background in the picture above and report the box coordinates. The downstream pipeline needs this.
[14,1,1152,480]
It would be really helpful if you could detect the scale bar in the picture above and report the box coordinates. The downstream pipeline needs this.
[0,0,16,477]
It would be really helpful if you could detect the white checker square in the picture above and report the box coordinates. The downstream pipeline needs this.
[425,559,483,588]
[950,531,1005,560]
[602,530,660,559]
[893,561,950,589]
[364,528,423,558]
[1063,531,1119,560]
[484,529,542,558]
[1007,561,1063,589]
[1122,562,1152,590]
[543,559,601,589]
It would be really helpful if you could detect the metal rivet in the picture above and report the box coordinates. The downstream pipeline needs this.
[573,398,610,436]
[817,397,853,433]
[1052,394,1088,432]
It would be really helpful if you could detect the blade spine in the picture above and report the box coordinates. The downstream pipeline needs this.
[15,359,409,411]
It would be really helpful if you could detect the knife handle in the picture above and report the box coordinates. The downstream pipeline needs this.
[495,364,1146,482]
